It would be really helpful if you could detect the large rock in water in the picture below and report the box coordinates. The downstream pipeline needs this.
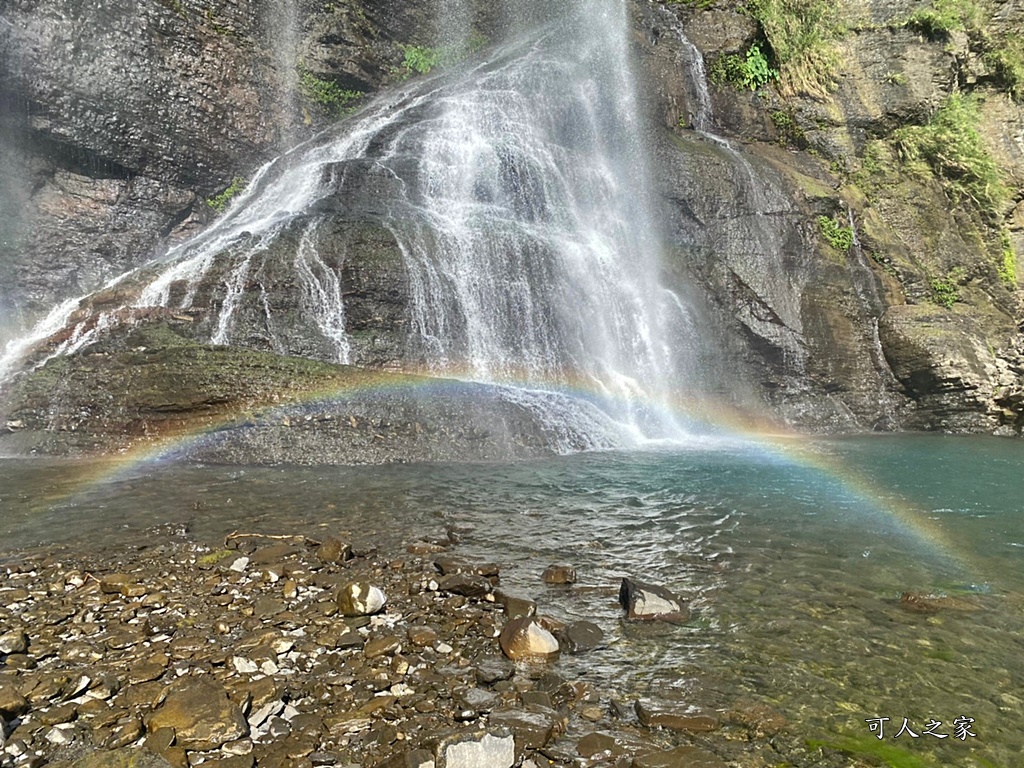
[145,678,248,751]
[619,578,689,622]
[498,617,560,661]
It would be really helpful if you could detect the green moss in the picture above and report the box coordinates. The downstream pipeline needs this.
[205,178,246,213]
[998,229,1017,286]
[196,549,234,566]
[710,43,778,91]
[744,0,846,97]
[892,94,1009,219]
[817,215,855,252]
[807,734,942,768]
[398,35,488,78]
[298,68,363,117]
[930,267,967,308]
[903,0,982,39]
[985,35,1024,102]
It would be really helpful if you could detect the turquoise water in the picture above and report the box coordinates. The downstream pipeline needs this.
[1,434,1021,766]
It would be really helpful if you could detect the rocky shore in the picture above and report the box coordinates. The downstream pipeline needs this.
[0,525,800,768]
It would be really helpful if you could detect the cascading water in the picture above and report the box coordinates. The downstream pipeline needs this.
[0,0,697,448]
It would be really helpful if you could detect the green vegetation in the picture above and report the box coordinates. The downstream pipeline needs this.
[817,215,855,252]
[744,0,846,97]
[205,178,246,213]
[711,43,778,91]
[985,35,1024,102]
[807,734,941,768]
[399,35,488,78]
[903,0,982,39]
[401,45,443,75]
[892,94,1009,218]
[299,68,363,116]
[998,230,1018,285]
[930,267,967,308]
[770,109,806,146]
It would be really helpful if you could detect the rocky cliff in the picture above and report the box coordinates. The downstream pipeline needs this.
[0,0,1022,459]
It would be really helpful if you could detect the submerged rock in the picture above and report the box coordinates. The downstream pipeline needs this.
[619,578,689,622]
[541,565,576,584]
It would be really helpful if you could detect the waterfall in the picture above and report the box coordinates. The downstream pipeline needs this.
[1,0,695,447]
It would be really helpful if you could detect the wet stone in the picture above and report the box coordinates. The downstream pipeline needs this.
[494,591,536,620]
[488,707,560,750]
[475,657,515,686]
[619,578,689,623]
[407,626,437,647]
[561,620,604,653]
[632,745,728,768]
[437,573,491,598]
[542,564,577,585]
[499,617,559,662]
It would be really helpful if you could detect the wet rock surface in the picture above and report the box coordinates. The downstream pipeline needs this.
[0,524,816,768]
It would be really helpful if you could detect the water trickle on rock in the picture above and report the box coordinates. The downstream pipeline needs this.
[1,0,699,447]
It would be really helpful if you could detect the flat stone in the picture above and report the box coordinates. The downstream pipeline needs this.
[455,687,499,713]
[541,565,576,584]
[336,582,386,617]
[634,700,719,732]
[632,745,728,768]
[437,573,491,598]
[577,732,620,758]
[99,574,133,594]
[433,557,500,577]
[488,708,559,750]
[561,621,604,653]
[407,626,438,647]
[440,732,514,768]
[498,617,559,661]
[475,657,514,686]
[619,578,689,622]
[146,678,248,751]
[364,636,401,660]
[493,590,536,620]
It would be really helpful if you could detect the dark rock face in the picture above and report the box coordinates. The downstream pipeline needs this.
[0,0,1022,449]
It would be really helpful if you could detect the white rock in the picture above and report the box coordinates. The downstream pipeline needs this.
[259,660,279,675]
[232,657,259,674]
[443,733,514,768]
[248,700,285,729]
[435,642,454,655]
[229,557,249,573]
[271,638,294,655]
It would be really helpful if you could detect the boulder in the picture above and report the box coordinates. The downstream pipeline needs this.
[336,582,387,616]
[619,578,689,622]
[498,617,559,662]
[146,678,248,751]
[560,621,604,653]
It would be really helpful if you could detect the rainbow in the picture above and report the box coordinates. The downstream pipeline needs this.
[14,366,982,580]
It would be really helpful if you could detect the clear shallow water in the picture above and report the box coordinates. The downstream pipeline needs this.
[2,434,1022,766]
